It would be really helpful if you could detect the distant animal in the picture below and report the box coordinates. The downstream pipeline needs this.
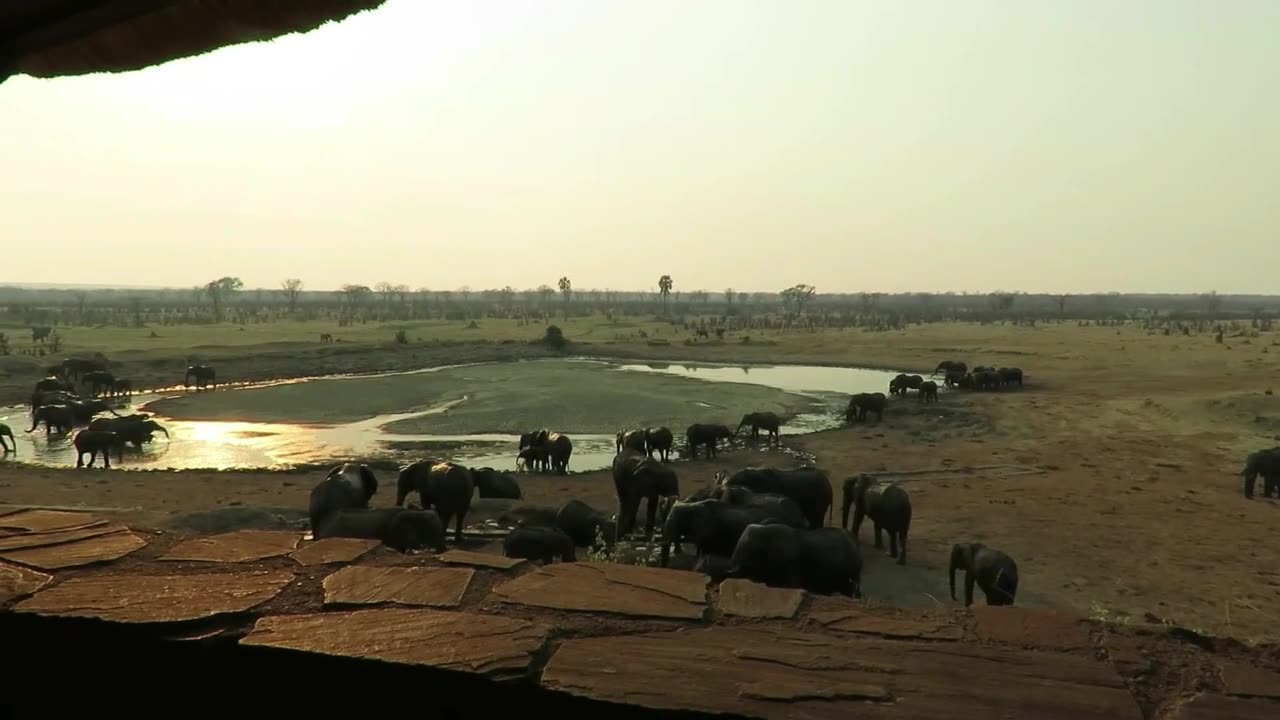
[970,370,1000,391]
[950,543,1018,606]
[0,422,15,453]
[471,467,522,499]
[554,499,617,550]
[616,429,647,454]
[396,460,474,543]
[737,411,781,442]
[644,426,674,461]
[889,374,924,396]
[87,415,169,450]
[612,449,679,539]
[996,367,1024,389]
[73,430,123,468]
[503,526,576,563]
[845,392,887,423]
[184,364,216,390]
[315,507,445,553]
[521,431,574,474]
[1241,447,1280,499]
[111,379,133,397]
[308,462,379,533]
[842,474,912,565]
[319,333,334,342]
[516,446,547,472]
[727,523,862,597]
[685,423,733,459]
[933,360,967,376]
[82,370,115,396]
[721,466,833,529]
[28,405,74,436]
[31,326,52,344]
[919,381,939,403]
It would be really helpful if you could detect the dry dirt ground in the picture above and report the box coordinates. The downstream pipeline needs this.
[2,322,1278,641]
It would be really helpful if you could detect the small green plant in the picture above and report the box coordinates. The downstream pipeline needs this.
[394,329,408,344]
[585,526,657,566]
[1088,602,1132,625]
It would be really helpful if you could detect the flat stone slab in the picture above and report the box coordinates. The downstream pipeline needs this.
[161,530,300,563]
[323,566,473,608]
[14,570,293,623]
[289,538,380,566]
[0,529,147,569]
[492,562,707,620]
[1220,660,1280,699]
[0,562,52,604]
[241,607,548,681]
[0,509,105,534]
[438,549,527,570]
[810,601,962,641]
[542,627,1141,720]
[1179,693,1280,720]
[971,606,1093,652]
[0,522,126,552]
[716,579,804,619]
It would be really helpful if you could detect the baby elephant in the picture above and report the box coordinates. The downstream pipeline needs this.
[950,542,1018,606]
[555,499,617,550]
[843,474,912,565]
[315,507,446,553]
[503,526,576,564]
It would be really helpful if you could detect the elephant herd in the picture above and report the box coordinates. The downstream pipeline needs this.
[932,360,1024,392]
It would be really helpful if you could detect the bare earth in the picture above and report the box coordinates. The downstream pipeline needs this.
[2,322,1278,640]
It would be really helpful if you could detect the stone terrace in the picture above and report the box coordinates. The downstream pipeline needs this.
[1,508,1277,718]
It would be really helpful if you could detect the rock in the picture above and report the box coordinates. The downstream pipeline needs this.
[492,562,707,620]
[542,626,1139,719]
[1219,660,1280,699]
[240,607,548,681]
[810,604,963,642]
[289,538,380,566]
[437,549,527,570]
[716,579,804,619]
[0,522,125,552]
[971,607,1093,652]
[1179,693,1280,720]
[0,529,147,570]
[160,530,300,563]
[323,566,473,608]
[14,570,293,623]
[0,509,104,534]
[0,562,52,604]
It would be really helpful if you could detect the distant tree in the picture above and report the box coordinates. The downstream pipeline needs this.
[340,284,372,312]
[558,276,572,320]
[780,284,817,318]
[538,284,554,316]
[500,286,516,312]
[988,291,1016,314]
[393,284,409,308]
[658,275,673,315]
[205,276,243,322]
[725,288,736,306]
[1054,294,1070,317]
[692,289,708,305]
[1199,290,1222,317]
[376,281,396,308]
[280,278,304,313]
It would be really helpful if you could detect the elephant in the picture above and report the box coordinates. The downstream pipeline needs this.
[503,526,576,563]
[842,474,912,565]
[721,466,833,528]
[82,370,115,396]
[612,449,680,539]
[396,460,474,543]
[997,367,1024,388]
[66,398,113,423]
[971,370,1000,391]
[943,369,967,388]
[184,364,217,390]
[950,543,1018,606]
[645,426,674,461]
[60,357,107,382]
[657,486,717,529]
[471,467,523,499]
[30,389,79,409]
[498,504,560,528]
[516,446,548,472]
[616,429,647,454]
[544,432,573,474]
[0,422,15,453]
[315,507,446,553]
[889,374,925,396]
[919,381,939,403]
[737,411,781,442]
[685,423,733,459]
[88,416,168,450]
[708,485,808,527]
[33,377,73,394]
[694,554,733,582]
[111,379,133,397]
[1241,447,1280,499]
[308,462,379,532]
[727,522,862,597]
[518,429,549,451]
[74,430,123,468]
[845,392,887,423]
[933,360,967,376]
[554,499,617,550]
[28,405,74,436]
[659,498,807,567]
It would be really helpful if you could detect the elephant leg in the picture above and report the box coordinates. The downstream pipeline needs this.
[102,449,111,469]
[872,521,883,549]
[897,530,908,566]
[1244,475,1256,498]
[964,571,976,606]
[454,511,465,544]
[888,528,898,558]
[76,451,85,468]
[643,495,659,540]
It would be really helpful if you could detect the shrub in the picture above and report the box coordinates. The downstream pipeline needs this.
[394,329,408,344]
[543,324,567,349]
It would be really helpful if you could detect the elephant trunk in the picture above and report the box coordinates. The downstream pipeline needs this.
[157,426,170,439]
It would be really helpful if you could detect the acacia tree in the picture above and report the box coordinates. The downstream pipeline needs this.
[780,284,816,318]
[205,276,243,322]
[558,277,572,320]
[280,278,304,313]
[658,275,673,315]
[725,288,736,306]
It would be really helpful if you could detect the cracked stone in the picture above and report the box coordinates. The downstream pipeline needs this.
[323,566,473,608]
[971,607,1093,652]
[0,522,127,552]
[438,549,527,570]
[810,603,962,642]
[0,509,105,535]
[241,607,548,681]
[1219,661,1280,699]
[14,570,293,623]
[716,579,804,619]
[161,530,300,563]
[0,529,147,570]
[0,562,52,604]
[1179,694,1280,720]
[289,538,380,566]
[492,562,707,620]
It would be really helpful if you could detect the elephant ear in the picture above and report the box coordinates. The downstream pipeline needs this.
[359,465,379,499]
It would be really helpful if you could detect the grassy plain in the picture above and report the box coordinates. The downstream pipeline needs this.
[3,316,1280,639]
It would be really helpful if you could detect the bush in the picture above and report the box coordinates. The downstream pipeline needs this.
[543,324,567,349]
[394,329,408,344]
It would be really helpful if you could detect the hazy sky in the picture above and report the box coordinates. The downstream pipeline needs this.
[2,0,1277,294]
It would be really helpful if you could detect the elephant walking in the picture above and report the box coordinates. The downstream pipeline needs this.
[29,405,74,437]
[950,543,1018,606]
[889,374,925,396]
[842,474,912,565]
[685,423,733,459]
[613,449,680,539]
[519,429,572,474]
[933,360,967,376]
[919,381,939,403]
[0,422,15,453]
[845,392,887,423]
[1242,447,1280,499]
[396,461,474,543]
[74,430,123,468]
[645,426,674,461]
[737,412,781,442]
[184,364,217,391]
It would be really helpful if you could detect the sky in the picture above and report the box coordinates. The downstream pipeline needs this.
[2,0,1277,294]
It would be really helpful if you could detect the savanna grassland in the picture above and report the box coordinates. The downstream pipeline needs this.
[2,314,1280,640]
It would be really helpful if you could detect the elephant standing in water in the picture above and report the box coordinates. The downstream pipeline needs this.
[88,415,169,451]
[518,429,573,474]
[29,405,75,437]
[396,461,474,543]
[0,422,15,453]
[845,392,887,423]
[685,423,733,459]
[73,430,123,468]
[950,543,1018,606]
[644,426,674,461]
[184,365,217,391]
[737,412,781,442]
[1242,447,1280,499]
